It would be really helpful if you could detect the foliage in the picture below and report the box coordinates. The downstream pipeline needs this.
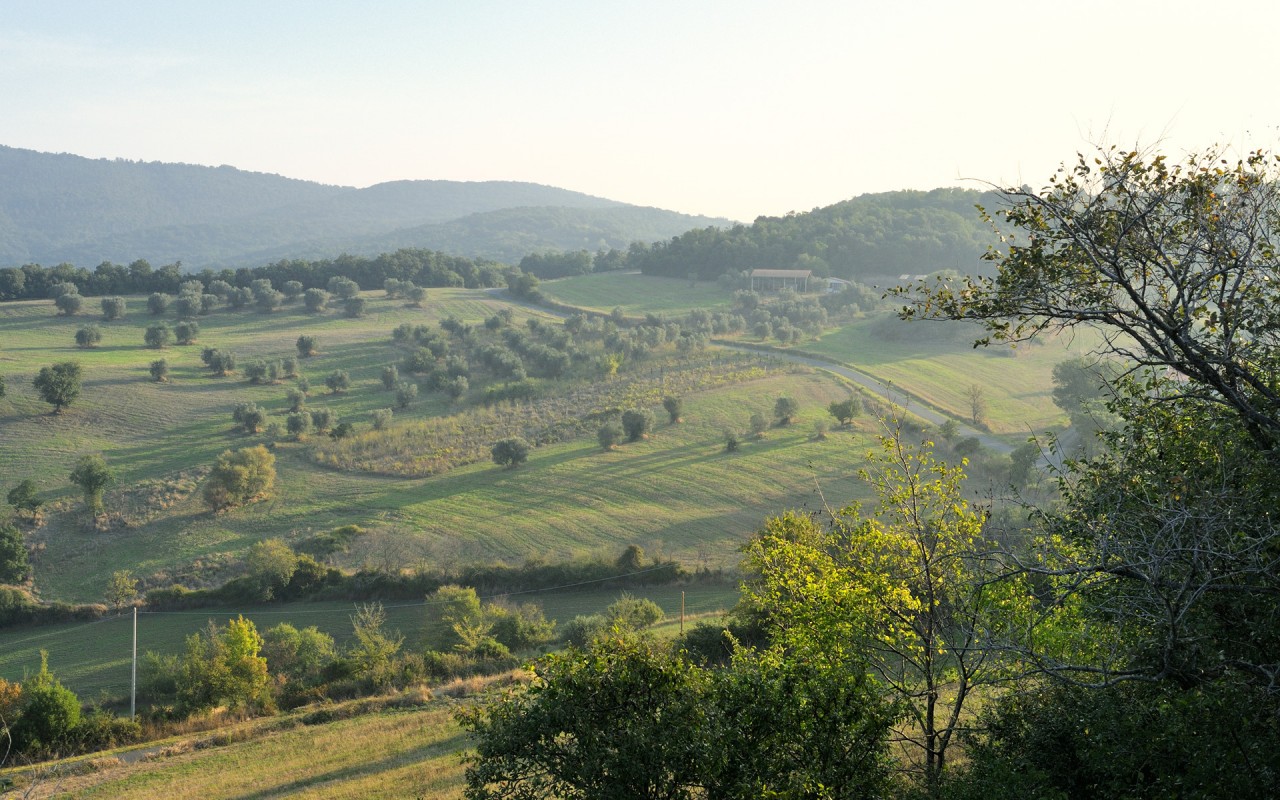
[174,616,271,713]
[74,324,102,348]
[32,361,82,412]
[69,453,114,515]
[143,321,172,348]
[621,408,653,442]
[347,602,403,687]
[10,652,81,754]
[773,395,799,425]
[54,291,83,315]
[395,381,418,408]
[324,369,350,393]
[7,479,42,519]
[105,569,138,609]
[723,428,740,452]
[827,396,860,425]
[748,412,767,437]
[662,394,683,423]
[173,319,199,345]
[245,539,299,600]
[597,421,624,450]
[490,437,530,468]
[296,334,318,357]
[0,523,30,584]
[100,295,125,320]
[203,445,276,510]
[148,357,169,382]
[232,401,267,434]
[261,622,336,687]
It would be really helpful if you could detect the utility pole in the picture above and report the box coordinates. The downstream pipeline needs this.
[680,591,685,635]
[131,606,137,721]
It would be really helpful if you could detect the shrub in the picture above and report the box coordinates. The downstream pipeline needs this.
[491,437,530,468]
[286,387,306,412]
[297,335,318,357]
[286,411,313,439]
[343,296,367,318]
[325,370,350,393]
[174,320,200,345]
[75,325,102,349]
[662,395,683,423]
[147,292,170,315]
[54,292,83,316]
[724,429,740,452]
[232,402,267,434]
[149,358,169,383]
[749,413,768,438]
[381,364,399,390]
[774,396,799,425]
[621,408,654,442]
[303,288,330,313]
[372,408,393,430]
[144,322,172,349]
[11,653,81,754]
[100,296,125,320]
[203,445,276,510]
[310,407,335,433]
[598,422,624,450]
[395,382,418,409]
[244,360,269,384]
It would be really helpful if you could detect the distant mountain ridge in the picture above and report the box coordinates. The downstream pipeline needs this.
[0,145,731,268]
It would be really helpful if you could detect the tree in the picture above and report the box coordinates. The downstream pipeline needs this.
[144,322,172,349]
[69,453,114,514]
[828,397,860,426]
[901,145,1280,452]
[740,430,1029,789]
[286,411,312,439]
[491,437,530,468]
[0,523,30,584]
[281,280,304,301]
[347,602,403,686]
[324,370,350,393]
[309,407,335,433]
[343,296,367,318]
[147,292,170,315]
[296,335,318,358]
[33,362,82,412]
[662,395,683,424]
[774,396,799,425]
[174,320,199,345]
[74,324,101,349]
[232,402,266,434]
[149,358,169,383]
[245,539,298,600]
[381,364,398,390]
[203,445,276,510]
[175,616,270,713]
[395,381,418,409]
[303,288,330,313]
[11,652,81,753]
[255,288,285,313]
[100,296,125,320]
[372,408,393,430]
[598,422,624,450]
[105,569,138,610]
[54,292,82,316]
[723,428,740,452]
[621,408,653,442]
[967,384,987,427]
[748,412,768,438]
[262,622,335,686]
[243,360,269,384]
[7,480,41,519]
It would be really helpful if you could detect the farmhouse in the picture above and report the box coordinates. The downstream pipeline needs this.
[750,268,812,292]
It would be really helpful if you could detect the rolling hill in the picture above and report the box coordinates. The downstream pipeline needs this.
[0,146,731,268]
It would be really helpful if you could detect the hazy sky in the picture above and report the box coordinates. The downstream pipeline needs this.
[3,1,1278,221]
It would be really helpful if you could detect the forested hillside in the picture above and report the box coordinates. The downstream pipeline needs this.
[631,188,1000,281]
[0,146,729,268]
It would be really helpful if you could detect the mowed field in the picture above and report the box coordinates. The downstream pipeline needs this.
[1,288,877,608]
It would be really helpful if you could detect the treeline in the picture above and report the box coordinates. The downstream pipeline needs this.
[0,248,509,302]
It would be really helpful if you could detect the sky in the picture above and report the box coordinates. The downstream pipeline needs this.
[2,0,1279,222]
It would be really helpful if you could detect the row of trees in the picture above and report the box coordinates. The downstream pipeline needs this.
[0,248,509,303]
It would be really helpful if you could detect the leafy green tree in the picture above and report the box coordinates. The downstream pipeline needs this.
[33,362,82,412]
[146,291,169,315]
[828,397,860,426]
[176,616,271,713]
[372,407,393,430]
[243,360,269,384]
[741,431,1030,789]
[967,384,987,427]
[286,411,312,439]
[303,288,329,313]
[255,288,285,313]
[309,407,335,433]
[105,569,138,610]
[173,292,201,318]
[324,370,350,393]
[773,396,799,425]
[144,322,172,349]
[296,334,318,357]
[621,408,653,442]
[54,292,82,316]
[74,324,101,349]
[232,402,266,434]
[11,652,81,753]
[406,285,428,306]
[395,381,418,409]
[245,538,298,600]
[173,319,199,345]
[445,375,469,401]
[423,585,485,652]
[343,296,367,318]
[100,296,125,320]
[347,602,403,686]
[0,523,30,584]
[281,280,305,300]
[748,412,767,438]
[491,437,529,468]
[723,428,740,452]
[203,445,276,510]
[262,623,336,687]
[662,395,683,423]
[286,387,306,412]
[7,480,41,519]
[597,422,624,450]
[69,453,114,515]
[149,358,169,383]
[380,364,399,390]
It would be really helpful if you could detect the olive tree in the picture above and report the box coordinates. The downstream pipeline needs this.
[491,437,530,468]
[203,445,276,510]
[33,361,82,412]
[69,453,114,514]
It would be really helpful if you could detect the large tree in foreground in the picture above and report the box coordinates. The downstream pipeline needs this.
[901,145,1280,451]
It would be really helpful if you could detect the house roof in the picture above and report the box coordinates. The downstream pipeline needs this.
[750,269,813,278]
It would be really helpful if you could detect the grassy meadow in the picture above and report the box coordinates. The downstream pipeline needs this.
[538,272,733,315]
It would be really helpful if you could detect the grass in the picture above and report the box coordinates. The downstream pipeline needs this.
[0,584,742,701]
[538,272,734,315]
[3,694,473,799]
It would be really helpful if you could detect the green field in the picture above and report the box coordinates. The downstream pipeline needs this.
[539,272,733,315]
[4,696,473,799]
